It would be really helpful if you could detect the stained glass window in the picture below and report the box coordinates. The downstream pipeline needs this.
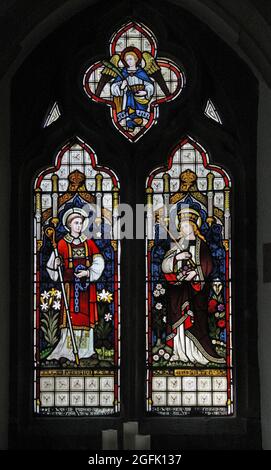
[83,21,185,142]
[204,99,222,125]
[43,102,61,128]
[33,138,120,416]
[145,136,233,416]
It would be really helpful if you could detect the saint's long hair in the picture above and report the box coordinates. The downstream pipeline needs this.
[178,220,206,243]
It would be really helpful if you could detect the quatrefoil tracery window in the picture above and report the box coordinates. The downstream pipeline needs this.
[83,21,185,142]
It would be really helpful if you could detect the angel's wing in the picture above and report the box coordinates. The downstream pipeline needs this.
[142,52,170,97]
[96,54,120,97]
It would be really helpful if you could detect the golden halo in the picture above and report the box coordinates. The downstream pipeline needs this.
[62,208,89,232]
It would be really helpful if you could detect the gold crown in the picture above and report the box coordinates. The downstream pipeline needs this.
[68,170,85,185]
[177,208,201,226]
[180,170,197,184]
[180,170,197,191]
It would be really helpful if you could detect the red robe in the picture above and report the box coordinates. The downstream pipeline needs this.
[57,238,100,330]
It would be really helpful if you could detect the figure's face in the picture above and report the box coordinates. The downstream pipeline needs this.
[69,216,83,234]
[125,53,137,67]
[180,220,194,237]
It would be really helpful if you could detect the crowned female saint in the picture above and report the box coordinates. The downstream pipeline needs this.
[162,207,225,365]
[46,208,104,362]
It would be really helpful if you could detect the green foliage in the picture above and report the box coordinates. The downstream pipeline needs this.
[208,314,220,340]
[212,293,224,304]
[95,302,113,350]
[152,305,166,337]
[41,310,59,347]
[216,344,226,358]
[40,346,53,360]
[95,321,112,345]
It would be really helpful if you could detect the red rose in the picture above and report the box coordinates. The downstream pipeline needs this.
[208,299,218,314]
[217,320,226,328]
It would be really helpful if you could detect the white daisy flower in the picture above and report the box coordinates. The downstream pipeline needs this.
[160,288,165,295]
[156,284,163,290]
[41,291,50,300]
[153,290,160,297]
[55,290,61,300]
[98,289,113,303]
[158,349,165,356]
[155,303,163,310]
[104,313,113,322]
[40,303,49,312]
[164,353,170,360]
[153,355,159,362]
[52,300,61,310]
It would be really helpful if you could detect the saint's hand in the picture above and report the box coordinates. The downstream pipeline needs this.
[54,257,61,268]
[175,251,191,261]
[121,79,128,90]
[75,270,89,279]
[184,270,197,281]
